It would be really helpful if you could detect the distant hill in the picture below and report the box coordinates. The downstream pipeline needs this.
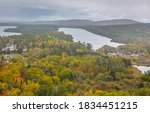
[93,19,140,26]
[1,19,150,44]
[35,19,93,26]
[52,19,93,26]
[35,19,140,26]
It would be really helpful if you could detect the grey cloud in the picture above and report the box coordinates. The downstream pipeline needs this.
[0,0,150,22]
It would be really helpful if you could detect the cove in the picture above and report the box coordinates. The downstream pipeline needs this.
[134,65,150,74]
[0,26,21,36]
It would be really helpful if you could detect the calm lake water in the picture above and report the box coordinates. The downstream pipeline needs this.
[59,28,123,50]
[134,65,150,74]
[0,26,21,36]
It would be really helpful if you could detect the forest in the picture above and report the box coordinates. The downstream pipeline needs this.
[83,23,150,43]
[0,25,150,96]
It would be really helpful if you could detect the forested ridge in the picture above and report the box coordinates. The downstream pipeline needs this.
[3,20,150,44]
[82,23,150,44]
[0,25,150,96]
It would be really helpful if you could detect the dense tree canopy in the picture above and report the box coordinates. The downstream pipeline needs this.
[0,26,150,96]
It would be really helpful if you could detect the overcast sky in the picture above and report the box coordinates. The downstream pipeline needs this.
[0,0,150,22]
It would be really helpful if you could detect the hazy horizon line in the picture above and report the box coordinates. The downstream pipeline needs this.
[0,18,147,23]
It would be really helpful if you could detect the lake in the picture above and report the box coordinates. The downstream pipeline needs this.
[134,65,150,74]
[58,28,123,50]
[0,26,21,36]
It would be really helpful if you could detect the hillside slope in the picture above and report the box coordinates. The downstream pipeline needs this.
[83,23,150,43]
